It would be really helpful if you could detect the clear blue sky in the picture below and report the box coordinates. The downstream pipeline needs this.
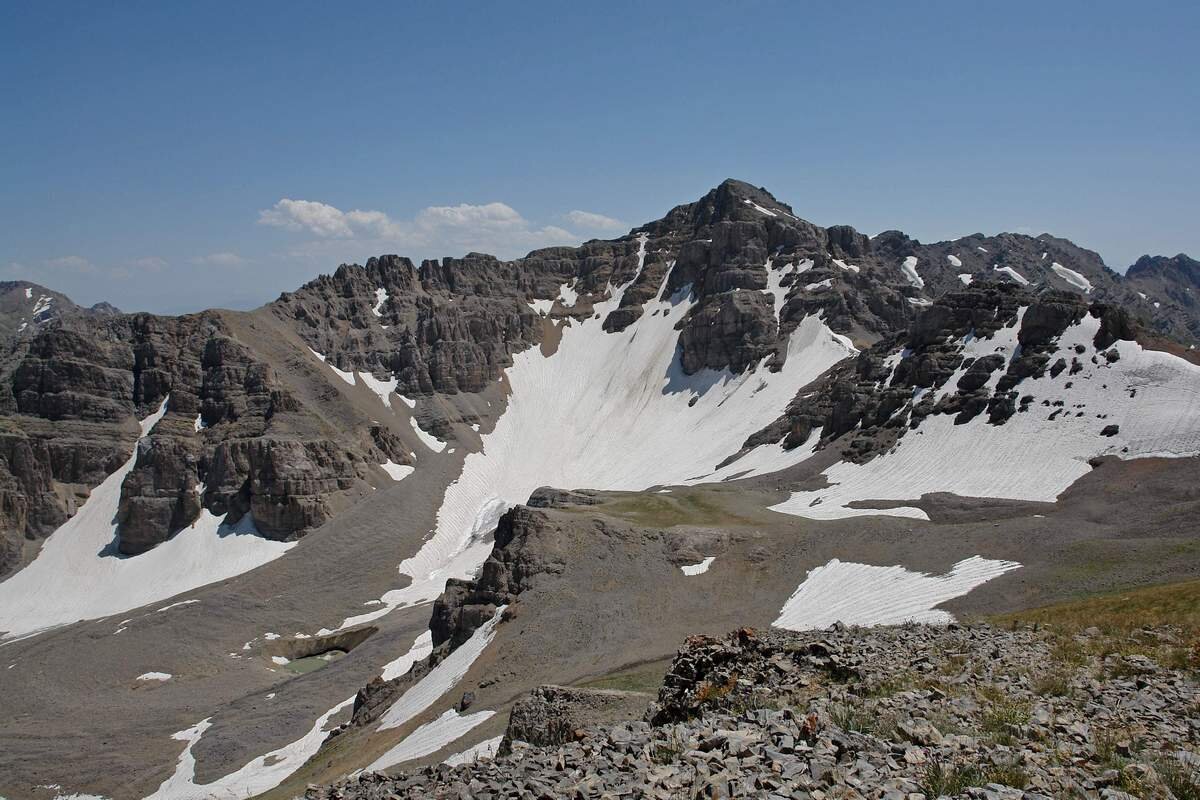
[2,1,1197,314]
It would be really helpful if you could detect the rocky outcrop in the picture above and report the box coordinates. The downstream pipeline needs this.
[499,685,651,755]
[0,305,386,569]
[429,506,566,652]
[311,623,1199,800]
[314,623,1195,800]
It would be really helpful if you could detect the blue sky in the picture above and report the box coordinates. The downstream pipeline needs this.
[2,1,1197,314]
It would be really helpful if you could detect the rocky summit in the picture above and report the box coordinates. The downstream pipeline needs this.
[2,180,1200,800]
[307,622,1200,800]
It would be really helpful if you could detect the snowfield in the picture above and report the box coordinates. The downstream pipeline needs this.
[338,240,858,629]
[770,312,1200,521]
[0,400,294,641]
[773,556,1021,630]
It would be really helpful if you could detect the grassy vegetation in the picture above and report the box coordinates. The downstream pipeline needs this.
[992,578,1200,635]
[920,759,1028,795]
[577,488,758,529]
[579,660,670,694]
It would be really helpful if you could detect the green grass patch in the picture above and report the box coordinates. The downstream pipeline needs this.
[579,489,757,528]
[579,660,669,694]
[992,578,1200,636]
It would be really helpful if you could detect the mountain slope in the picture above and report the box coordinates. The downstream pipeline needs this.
[0,180,1198,800]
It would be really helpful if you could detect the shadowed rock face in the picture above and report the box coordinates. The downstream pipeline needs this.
[0,179,1194,575]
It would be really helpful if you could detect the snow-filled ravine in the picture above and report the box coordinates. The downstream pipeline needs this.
[336,245,859,629]
[0,399,294,641]
[770,311,1200,521]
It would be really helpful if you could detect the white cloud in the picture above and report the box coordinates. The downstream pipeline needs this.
[132,257,167,272]
[258,198,585,260]
[192,252,247,267]
[46,255,97,274]
[565,210,624,232]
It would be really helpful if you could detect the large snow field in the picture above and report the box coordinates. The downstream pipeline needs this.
[338,245,858,629]
[0,400,294,641]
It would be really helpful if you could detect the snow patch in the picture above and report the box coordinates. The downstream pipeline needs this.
[558,282,579,308]
[372,287,388,317]
[805,279,833,291]
[832,259,860,274]
[742,199,777,217]
[1050,262,1093,293]
[444,735,503,767]
[380,461,415,481]
[377,608,505,731]
[0,401,293,641]
[680,556,715,576]
[773,557,1021,630]
[900,256,924,289]
[369,708,495,771]
[380,630,434,681]
[409,417,447,453]
[144,698,354,800]
[359,372,400,408]
[993,266,1030,286]
[137,672,172,682]
[946,254,962,268]
[958,273,973,286]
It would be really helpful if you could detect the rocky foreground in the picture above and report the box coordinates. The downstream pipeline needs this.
[308,622,1200,800]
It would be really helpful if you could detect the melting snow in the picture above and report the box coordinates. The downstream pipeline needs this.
[409,417,447,453]
[958,273,973,286]
[1050,262,1093,293]
[372,288,388,317]
[558,282,579,308]
[805,279,833,291]
[742,199,777,217]
[977,246,989,253]
[369,709,495,771]
[359,372,399,408]
[946,254,962,268]
[993,266,1030,286]
[444,735,503,767]
[773,557,1021,630]
[832,259,860,274]
[157,599,199,613]
[380,631,434,681]
[0,401,294,640]
[680,556,715,576]
[1138,292,1148,300]
[377,608,505,731]
[24,287,32,299]
[908,297,933,307]
[900,256,924,289]
[380,461,415,481]
[770,313,1200,520]
[334,240,855,632]
[137,672,172,682]
[144,698,354,800]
